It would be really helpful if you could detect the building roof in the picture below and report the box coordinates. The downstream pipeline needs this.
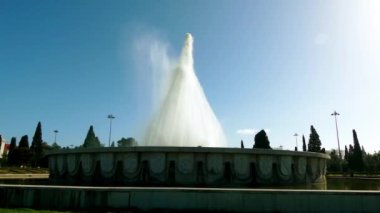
[4,143,10,150]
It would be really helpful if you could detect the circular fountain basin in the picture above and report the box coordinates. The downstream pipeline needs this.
[47,147,329,186]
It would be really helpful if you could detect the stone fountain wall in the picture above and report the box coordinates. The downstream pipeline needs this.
[47,147,329,186]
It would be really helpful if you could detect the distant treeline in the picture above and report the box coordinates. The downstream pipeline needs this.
[1,122,52,167]
[243,125,326,153]
[0,123,137,168]
[327,129,379,174]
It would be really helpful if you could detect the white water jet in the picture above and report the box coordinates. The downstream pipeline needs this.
[144,33,227,147]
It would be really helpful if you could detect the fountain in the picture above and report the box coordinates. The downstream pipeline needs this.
[144,33,227,147]
[4,34,363,213]
[46,34,329,187]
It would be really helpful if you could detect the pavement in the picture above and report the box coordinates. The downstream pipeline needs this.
[0,173,49,179]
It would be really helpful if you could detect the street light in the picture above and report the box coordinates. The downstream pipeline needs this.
[54,130,59,143]
[331,111,342,160]
[107,114,115,147]
[293,133,298,151]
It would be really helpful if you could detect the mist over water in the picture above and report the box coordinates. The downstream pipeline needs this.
[144,33,227,147]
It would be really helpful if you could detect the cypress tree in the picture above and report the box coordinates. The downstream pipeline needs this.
[19,135,29,148]
[361,146,366,156]
[347,144,354,170]
[308,125,321,152]
[344,145,349,161]
[302,135,306,151]
[348,145,354,157]
[30,122,44,167]
[95,137,101,146]
[352,129,364,171]
[253,130,271,149]
[16,135,32,166]
[83,126,101,148]
[240,140,244,149]
[7,137,17,165]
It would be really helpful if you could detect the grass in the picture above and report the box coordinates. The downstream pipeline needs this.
[0,209,69,213]
[0,167,49,174]
[327,173,380,178]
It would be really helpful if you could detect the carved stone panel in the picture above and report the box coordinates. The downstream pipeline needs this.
[297,157,307,176]
[319,159,326,176]
[149,153,166,174]
[80,154,93,176]
[257,155,273,179]
[57,155,66,175]
[278,156,292,179]
[123,153,138,175]
[207,154,223,174]
[100,153,115,177]
[309,158,318,174]
[234,154,249,178]
[47,147,330,186]
[49,156,56,174]
[67,154,78,176]
[308,158,318,181]
[178,153,194,174]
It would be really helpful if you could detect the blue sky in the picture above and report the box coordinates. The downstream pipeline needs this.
[1,1,379,152]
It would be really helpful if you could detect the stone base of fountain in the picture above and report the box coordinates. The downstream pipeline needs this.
[47,147,329,186]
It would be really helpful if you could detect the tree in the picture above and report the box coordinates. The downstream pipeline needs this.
[308,125,321,152]
[351,129,364,171]
[117,137,137,147]
[344,145,349,161]
[349,145,354,156]
[14,135,32,166]
[253,130,271,149]
[363,152,380,173]
[83,126,102,148]
[110,141,115,147]
[347,144,354,172]
[240,140,244,149]
[50,142,61,150]
[19,135,29,148]
[361,146,366,156]
[7,137,17,165]
[302,135,307,151]
[327,149,341,172]
[30,122,44,167]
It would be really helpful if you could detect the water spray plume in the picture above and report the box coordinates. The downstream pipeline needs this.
[144,33,227,147]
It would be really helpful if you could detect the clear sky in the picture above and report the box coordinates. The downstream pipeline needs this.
[1,0,379,152]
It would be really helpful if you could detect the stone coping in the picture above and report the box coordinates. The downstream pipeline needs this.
[46,146,330,159]
[1,184,379,212]
[1,184,379,194]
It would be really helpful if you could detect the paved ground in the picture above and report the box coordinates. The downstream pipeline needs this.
[0,174,49,179]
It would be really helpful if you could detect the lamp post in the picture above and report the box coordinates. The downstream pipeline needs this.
[293,133,298,151]
[331,111,342,160]
[107,114,115,147]
[54,130,59,143]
